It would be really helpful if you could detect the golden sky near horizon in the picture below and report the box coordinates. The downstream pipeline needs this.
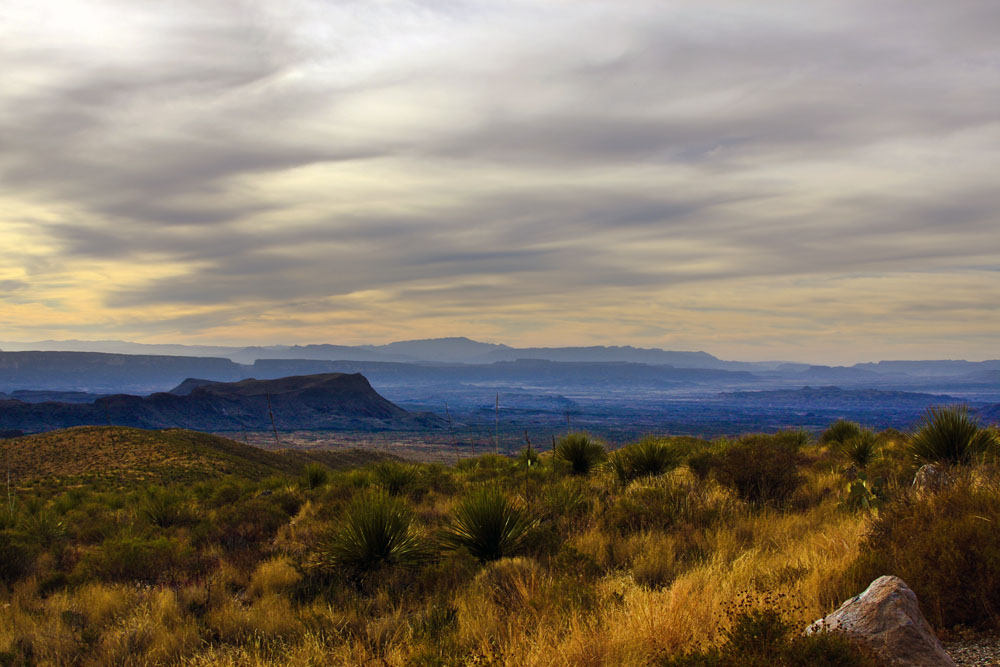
[1,0,999,364]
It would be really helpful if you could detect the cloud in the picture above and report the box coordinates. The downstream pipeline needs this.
[0,0,998,361]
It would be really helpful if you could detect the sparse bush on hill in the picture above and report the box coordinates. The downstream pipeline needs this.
[440,486,535,562]
[907,405,998,465]
[554,432,606,475]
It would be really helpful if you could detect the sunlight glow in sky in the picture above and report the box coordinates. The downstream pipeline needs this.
[1,0,998,363]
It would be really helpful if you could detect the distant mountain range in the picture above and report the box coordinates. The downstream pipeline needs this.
[0,373,443,434]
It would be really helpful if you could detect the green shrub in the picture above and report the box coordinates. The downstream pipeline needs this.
[302,463,330,489]
[211,498,289,551]
[907,406,998,465]
[0,530,36,584]
[440,486,535,562]
[84,535,197,583]
[705,434,803,506]
[661,595,878,666]
[837,429,881,469]
[518,444,540,468]
[20,510,67,549]
[604,479,711,535]
[844,469,1000,629]
[820,419,862,445]
[554,433,606,476]
[315,489,427,574]
[607,437,681,484]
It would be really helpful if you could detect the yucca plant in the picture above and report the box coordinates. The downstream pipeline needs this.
[820,419,862,445]
[555,432,606,475]
[908,405,998,465]
[838,429,881,469]
[440,486,536,562]
[316,489,427,574]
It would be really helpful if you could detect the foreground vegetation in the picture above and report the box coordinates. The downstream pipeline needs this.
[0,409,997,665]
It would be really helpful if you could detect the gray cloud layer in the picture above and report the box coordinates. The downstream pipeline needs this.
[0,0,998,361]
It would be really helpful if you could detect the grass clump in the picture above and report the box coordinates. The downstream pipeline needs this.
[314,489,426,575]
[440,486,535,562]
[907,405,998,465]
[554,432,606,475]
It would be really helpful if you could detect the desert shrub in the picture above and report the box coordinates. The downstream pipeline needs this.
[456,454,518,483]
[705,434,803,506]
[907,405,998,465]
[372,461,419,496]
[539,479,592,524]
[837,429,881,469]
[661,596,878,666]
[0,530,36,583]
[83,535,197,583]
[211,498,289,552]
[844,469,1000,629]
[440,486,535,562]
[607,437,682,485]
[518,444,541,468]
[314,489,426,575]
[302,463,330,490]
[140,487,192,528]
[554,432,606,475]
[604,478,715,535]
[820,419,862,445]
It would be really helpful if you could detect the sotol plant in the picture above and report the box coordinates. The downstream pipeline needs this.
[820,419,862,445]
[555,432,606,475]
[607,437,681,485]
[907,405,998,465]
[316,489,426,573]
[440,486,535,562]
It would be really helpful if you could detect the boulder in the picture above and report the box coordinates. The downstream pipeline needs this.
[912,464,951,495]
[806,575,954,666]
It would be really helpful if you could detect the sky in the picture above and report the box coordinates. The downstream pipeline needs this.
[1,0,998,364]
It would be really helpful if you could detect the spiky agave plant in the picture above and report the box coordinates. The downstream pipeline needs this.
[908,405,998,465]
[440,486,535,562]
[555,432,606,475]
[838,429,881,469]
[820,419,862,445]
[317,489,427,574]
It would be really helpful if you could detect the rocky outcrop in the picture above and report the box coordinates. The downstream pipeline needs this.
[807,575,954,666]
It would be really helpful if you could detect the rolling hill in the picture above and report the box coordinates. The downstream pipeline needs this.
[0,425,396,488]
